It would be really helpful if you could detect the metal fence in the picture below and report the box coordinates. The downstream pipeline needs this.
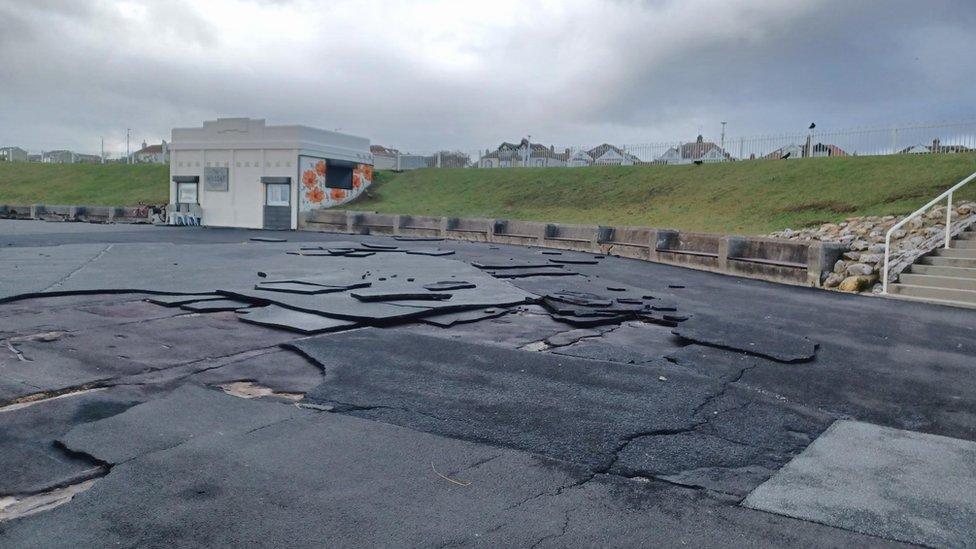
[377,120,976,170]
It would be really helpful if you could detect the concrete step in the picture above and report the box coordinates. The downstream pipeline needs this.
[898,273,976,291]
[908,264,976,279]
[933,247,976,259]
[957,231,976,240]
[918,255,976,268]
[951,239,976,249]
[888,283,976,305]
[886,292,976,310]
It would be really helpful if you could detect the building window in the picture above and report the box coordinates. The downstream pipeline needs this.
[177,182,198,204]
[266,183,290,206]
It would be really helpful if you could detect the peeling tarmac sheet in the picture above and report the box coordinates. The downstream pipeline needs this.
[237,305,359,334]
[672,315,818,363]
[60,385,309,465]
[744,420,976,547]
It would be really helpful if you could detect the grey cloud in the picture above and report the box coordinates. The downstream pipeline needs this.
[0,0,974,155]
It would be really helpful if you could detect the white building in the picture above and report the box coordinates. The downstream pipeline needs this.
[133,140,170,164]
[169,118,373,230]
[656,135,730,165]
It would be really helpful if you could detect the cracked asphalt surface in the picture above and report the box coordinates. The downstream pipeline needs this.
[0,219,973,548]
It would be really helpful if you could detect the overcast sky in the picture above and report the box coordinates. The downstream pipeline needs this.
[1,0,974,155]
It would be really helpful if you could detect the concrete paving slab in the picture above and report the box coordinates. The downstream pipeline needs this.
[744,420,976,548]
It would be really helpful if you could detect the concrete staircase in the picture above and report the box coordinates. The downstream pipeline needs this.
[889,225,976,308]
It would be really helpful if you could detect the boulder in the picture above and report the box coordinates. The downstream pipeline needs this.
[858,253,884,265]
[850,239,869,251]
[833,260,848,274]
[846,263,874,277]
[838,275,877,293]
[823,272,845,288]
[843,251,861,261]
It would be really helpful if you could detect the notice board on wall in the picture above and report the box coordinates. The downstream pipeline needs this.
[204,167,229,191]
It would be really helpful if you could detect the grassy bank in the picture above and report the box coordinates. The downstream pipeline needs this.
[348,154,976,234]
[0,163,169,206]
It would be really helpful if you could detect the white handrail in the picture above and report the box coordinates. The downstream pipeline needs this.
[882,170,976,293]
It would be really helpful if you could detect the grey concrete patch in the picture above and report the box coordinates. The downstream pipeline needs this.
[744,420,976,548]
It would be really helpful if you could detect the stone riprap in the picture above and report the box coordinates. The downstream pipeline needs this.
[769,200,976,293]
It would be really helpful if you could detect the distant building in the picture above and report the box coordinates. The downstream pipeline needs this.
[898,139,971,155]
[809,142,847,158]
[584,144,641,166]
[370,145,400,170]
[0,146,28,162]
[133,140,170,164]
[478,139,568,168]
[763,144,804,160]
[42,150,77,163]
[75,153,102,164]
[27,154,41,163]
[656,135,730,165]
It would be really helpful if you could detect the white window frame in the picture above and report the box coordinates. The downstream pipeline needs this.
[265,182,290,206]
[177,182,198,204]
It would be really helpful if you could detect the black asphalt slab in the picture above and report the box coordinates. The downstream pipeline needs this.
[289,330,717,470]
[0,311,296,403]
[61,385,309,464]
[672,314,818,363]
[0,221,973,546]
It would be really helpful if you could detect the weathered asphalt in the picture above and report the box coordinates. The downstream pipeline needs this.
[0,219,972,547]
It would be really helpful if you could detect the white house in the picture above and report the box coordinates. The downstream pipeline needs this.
[478,140,568,168]
[656,135,730,165]
[133,141,170,164]
[587,144,640,166]
[169,118,373,230]
[568,150,593,167]
[0,146,28,162]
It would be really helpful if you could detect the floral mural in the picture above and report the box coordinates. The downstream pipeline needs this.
[298,155,373,212]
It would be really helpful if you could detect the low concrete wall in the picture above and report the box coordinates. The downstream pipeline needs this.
[302,209,848,288]
[0,204,150,223]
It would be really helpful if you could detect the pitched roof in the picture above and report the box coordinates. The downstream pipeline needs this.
[481,141,569,161]
[135,144,163,155]
[585,143,639,163]
[370,145,400,156]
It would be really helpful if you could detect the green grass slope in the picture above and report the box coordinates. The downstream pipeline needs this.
[0,163,169,206]
[349,154,976,234]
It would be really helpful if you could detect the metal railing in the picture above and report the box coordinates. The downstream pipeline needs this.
[882,170,976,294]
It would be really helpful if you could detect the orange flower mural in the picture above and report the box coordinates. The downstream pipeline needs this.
[330,188,347,201]
[362,164,373,181]
[352,172,362,189]
[302,170,317,188]
[306,186,325,203]
[315,160,327,176]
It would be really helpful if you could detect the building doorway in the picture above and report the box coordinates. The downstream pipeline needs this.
[262,177,292,230]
